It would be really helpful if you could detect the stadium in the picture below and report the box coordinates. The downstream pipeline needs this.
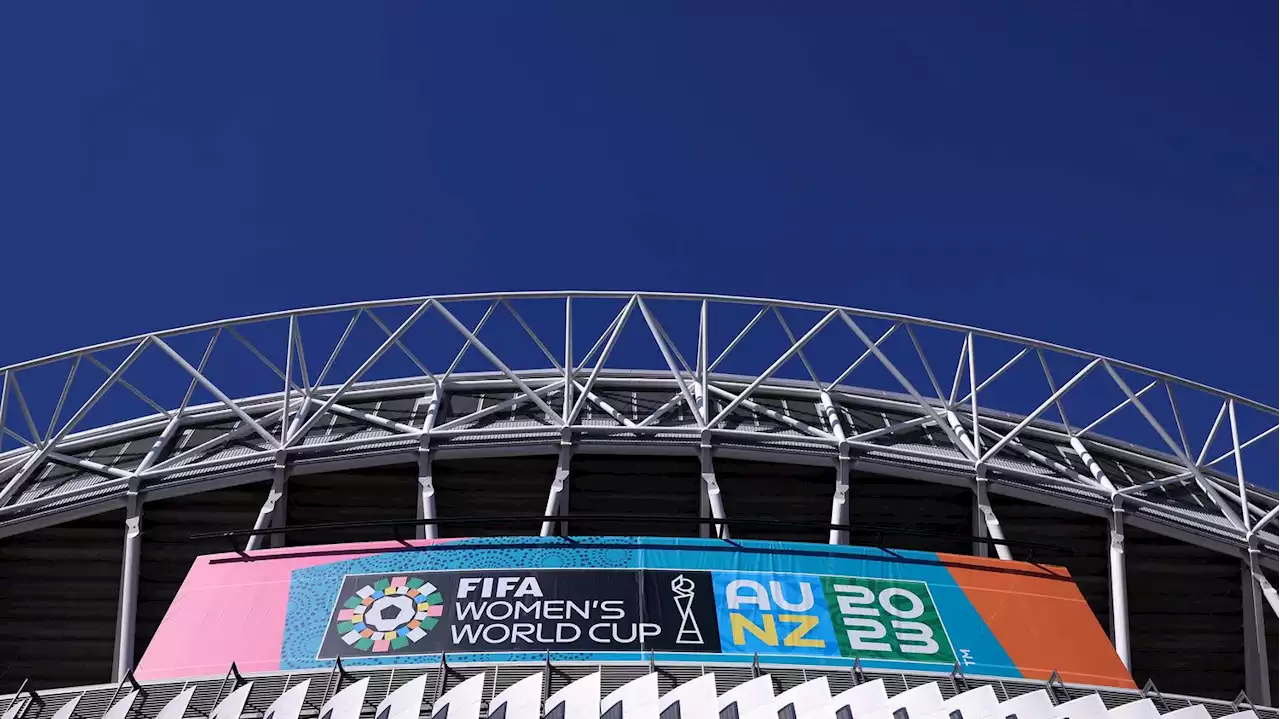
[0,291,1274,719]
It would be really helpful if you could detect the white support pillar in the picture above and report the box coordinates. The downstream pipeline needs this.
[830,449,850,545]
[971,487,989,559]
[416,446,438,540]
[540,431,573,537]
[700,434,728,539]
[1242,540,1273,705]
[973,470,1012,561]
[246,457,289,552]
[1108,500,1131,669]
[699,474,711,539]
[112,479,143,682]
[418,387,444,541]
[820,392,851,546]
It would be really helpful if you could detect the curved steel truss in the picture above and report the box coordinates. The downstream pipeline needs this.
[0,291,1276,692]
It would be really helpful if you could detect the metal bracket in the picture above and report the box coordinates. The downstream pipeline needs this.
[1139,679,1169,712]
[950,662,969,694]
[1,681,35,719]
[1045,670,1068,705]
[434,652,455,701]
[320,657,355,708]
[1232,691,1256,714]
[850,657,866,686]
[751,652,761,679]
[541,651,553,706]
[105,669,146,717]
[206,662,248,719]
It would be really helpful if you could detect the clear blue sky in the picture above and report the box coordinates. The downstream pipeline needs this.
[0,5,1274,412]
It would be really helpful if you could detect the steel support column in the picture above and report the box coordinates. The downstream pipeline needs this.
[700,434,728,539]
[973,471,1012,561]
[112,479,142,682]
[417,446,438,540]
[418,388,444,540]
[971,487,989,559]
[540,431,573,537]
[1108,501,1131,669]
[1242,541,1272,705]
[821,392,850,546]
[246,456,289,552]
[830,449,850,545]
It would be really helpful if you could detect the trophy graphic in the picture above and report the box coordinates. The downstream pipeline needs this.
[670,574,703,645]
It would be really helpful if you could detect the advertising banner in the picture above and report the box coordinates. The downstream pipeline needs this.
[136,536,1133,688]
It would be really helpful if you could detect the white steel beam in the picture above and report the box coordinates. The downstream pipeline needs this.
[246,459,289,552]
[704,384,832,439]
[152,336,281,449]
[540,432,573,537]
[711,308,838,428]
[700,438,728,539]
[974,473,1013,561]
[821,391,851,545]
[1108,500,1131,669]
[1,340,152,507]
[1242,545,1273,704]
[637,297,705,427]
[563,297,573,421]
[112,479,143,682]
[417,445,438,540]
[416,387,444,540]
[566,297,635,425]
[840,311,976,461]
[431,301,563,426]
[707,305,769,374]
[287,300,437,444]
[979,358,1100,464]
[1104,362,1246,532]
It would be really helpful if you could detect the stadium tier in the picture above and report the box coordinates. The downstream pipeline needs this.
[0,292,1275,719]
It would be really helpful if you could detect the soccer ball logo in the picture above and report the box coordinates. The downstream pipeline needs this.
[335,576,443,652]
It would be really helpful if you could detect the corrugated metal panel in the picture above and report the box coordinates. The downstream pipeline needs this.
[285,466,417,545]
[569,456,700,537]
[433,456,558,538]
[1126,525,1246,701]
[0,510,124,693]
[717,459,833,543]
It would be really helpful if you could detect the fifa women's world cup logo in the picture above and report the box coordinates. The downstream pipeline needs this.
[671,574,704,645]
[334,576,445,653]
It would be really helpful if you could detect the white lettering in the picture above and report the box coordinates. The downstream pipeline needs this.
[455,602,485,620]
[482,623,511,643]
[485,601,514,621]
[726,579,770,610]
[566,600,590,620]
[879,588,924,619]
[892,620,939,653]
[543,600,565,620]
[511,623,536,643]
[457,578,482,599]
[451,623,483,643]
[770,580,815,612]
[844,618,890,651]
[497,576,518,598]
[556,623,581,643]
[600,600,625,620]
[515,577,543,598]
